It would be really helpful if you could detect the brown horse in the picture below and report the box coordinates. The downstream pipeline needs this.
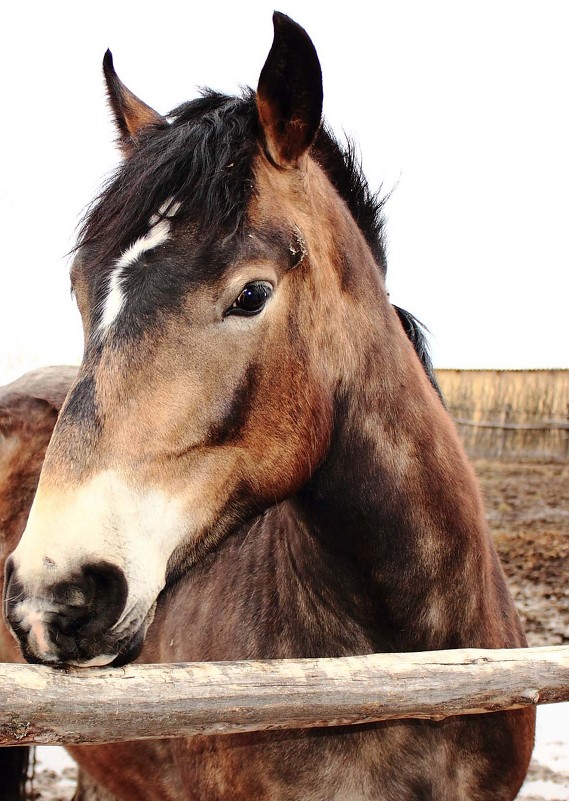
[3,13,534,800]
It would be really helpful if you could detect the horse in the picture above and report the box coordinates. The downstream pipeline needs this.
[2,12,534,800]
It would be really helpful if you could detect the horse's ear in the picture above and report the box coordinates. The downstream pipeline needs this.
[103,50,166,157]
[257,12,323,166]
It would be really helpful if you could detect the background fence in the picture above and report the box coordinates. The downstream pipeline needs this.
[436,369,569,459]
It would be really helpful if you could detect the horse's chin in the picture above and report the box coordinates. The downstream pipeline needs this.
[65,618,148,668]
[110,625,146,666]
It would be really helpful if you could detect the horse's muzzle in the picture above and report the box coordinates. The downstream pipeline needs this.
[3,557,131,666]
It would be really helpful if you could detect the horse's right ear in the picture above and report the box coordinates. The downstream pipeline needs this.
[103,50,166,157]
[257,12,323,166]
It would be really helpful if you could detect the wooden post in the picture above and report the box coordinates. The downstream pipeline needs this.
[1,645,568,747]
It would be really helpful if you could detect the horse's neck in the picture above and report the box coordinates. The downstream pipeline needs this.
[149,502,382,663]
[300,322,523,652]
[152,310,524,665]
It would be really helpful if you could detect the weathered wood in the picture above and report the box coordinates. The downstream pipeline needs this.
[1,646,567,747]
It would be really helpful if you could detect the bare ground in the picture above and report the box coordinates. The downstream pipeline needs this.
[476,459,569,801]
[476,459,569,647]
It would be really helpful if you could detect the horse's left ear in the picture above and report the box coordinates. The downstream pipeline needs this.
[103,50,166,157]
[257,12,323,166]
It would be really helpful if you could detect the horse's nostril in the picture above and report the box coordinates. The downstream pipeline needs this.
[47,561,128,637]
[80,561,128,631]
[83,561,127,604]
[45,562,127,653]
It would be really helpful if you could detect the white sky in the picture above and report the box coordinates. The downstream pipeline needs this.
[2,0,568,383]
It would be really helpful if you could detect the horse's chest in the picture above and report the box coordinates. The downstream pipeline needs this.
[167,723,489,801]
[71,715,524,801]
[172,728,396,801]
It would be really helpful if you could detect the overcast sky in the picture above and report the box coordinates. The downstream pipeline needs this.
[2,0,568,383]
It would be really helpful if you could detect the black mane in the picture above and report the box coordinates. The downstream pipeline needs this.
[79,91,258,262]
[79,90,387,271]
[393,306,443,401]
[313,126,388,273]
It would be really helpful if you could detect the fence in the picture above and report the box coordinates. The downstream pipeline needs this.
[436,369,569,459]
[1,645,568,746]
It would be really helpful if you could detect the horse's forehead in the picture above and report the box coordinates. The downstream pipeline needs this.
[76,211,298,351]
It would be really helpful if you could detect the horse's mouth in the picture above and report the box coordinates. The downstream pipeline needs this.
[62,625,146,668]
[17,625,146,668]
[8,602,154,668]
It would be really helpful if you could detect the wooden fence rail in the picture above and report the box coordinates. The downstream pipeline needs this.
[453,418,569,432]
[1,646,568,747]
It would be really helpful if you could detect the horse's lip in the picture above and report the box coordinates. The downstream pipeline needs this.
[16,620,146,668]
[48,627,145,668]
[81,594,157,666]
[63,623,146,667]
[13,597,155,668]
[109,600,156,665]
[66,653,118,668]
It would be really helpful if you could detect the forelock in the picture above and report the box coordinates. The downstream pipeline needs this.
[77,89,387,278]
[78,90,259,265]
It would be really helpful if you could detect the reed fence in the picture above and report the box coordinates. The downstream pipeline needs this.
[436,369,569,458]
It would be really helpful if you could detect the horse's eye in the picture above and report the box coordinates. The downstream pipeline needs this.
[226,282,273,317]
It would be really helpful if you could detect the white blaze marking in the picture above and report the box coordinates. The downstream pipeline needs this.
[98,200,180,334]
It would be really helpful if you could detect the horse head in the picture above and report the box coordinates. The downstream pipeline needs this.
[5,14,396,666]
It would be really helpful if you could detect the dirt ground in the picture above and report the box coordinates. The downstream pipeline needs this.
[476,459,569,801]
[475,458,569,647]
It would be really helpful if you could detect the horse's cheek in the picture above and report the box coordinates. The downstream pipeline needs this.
[248,383,333,504]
